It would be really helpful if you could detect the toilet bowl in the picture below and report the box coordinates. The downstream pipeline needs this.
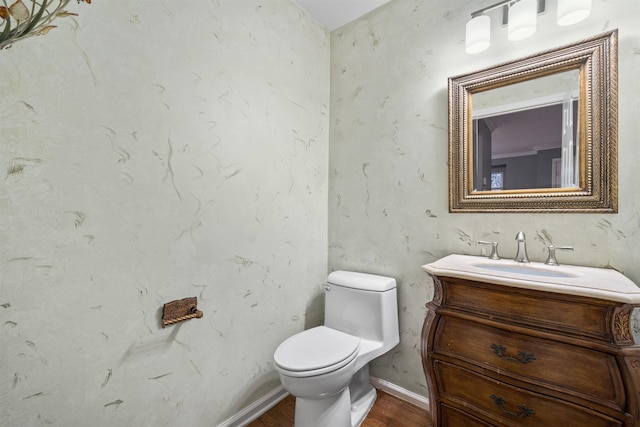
[274,271,399,427]
[275,326,360,398]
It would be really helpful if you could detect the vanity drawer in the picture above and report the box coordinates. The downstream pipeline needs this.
[443,279,614,341]
[440,404,493,426]
[434,361,622,427]
[434,316,624,407]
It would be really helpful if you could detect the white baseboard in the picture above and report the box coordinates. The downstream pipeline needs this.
[369,376,430,411]
[218,376,429,426]
[216,385,289,427]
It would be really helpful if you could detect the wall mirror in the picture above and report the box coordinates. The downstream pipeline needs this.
[449,30,618,213]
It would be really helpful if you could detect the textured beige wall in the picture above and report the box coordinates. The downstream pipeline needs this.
[329,0,640,397]
[0,1,329,425]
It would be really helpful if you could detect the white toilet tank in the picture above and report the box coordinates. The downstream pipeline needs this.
[324,271,399,351]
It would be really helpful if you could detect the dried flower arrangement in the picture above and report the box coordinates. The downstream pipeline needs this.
[0,0,90,50]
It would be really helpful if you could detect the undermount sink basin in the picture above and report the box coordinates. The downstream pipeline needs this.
[471,262,577,278]
[423,254,640,303]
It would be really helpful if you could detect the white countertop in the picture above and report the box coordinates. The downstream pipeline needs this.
[423,254,640,304]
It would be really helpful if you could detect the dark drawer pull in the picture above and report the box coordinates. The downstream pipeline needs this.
[490,394,536,418]
[491,343,536,364]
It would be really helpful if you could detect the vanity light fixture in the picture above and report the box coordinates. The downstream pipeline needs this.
[465,0,592,54]
[508,0,537,41]
[557,0,592,26]
[465,15,491,54]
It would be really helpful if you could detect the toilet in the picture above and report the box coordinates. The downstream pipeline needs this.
[273,270,399,427]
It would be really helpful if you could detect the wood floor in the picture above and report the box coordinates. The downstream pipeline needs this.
[247,390,432,427]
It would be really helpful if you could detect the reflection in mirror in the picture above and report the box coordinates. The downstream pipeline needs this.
[448,30,618,213]
[472,70,580,191]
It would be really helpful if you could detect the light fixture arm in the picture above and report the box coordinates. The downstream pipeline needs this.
[471,0,517,18]
[470,0,546,25]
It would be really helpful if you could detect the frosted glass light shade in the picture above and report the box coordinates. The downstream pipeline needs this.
[508,0,537,41]
[557,0,592,26]
[465,15,491,54]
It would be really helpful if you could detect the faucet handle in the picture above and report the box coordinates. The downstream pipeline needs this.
[545,245,574,266]
[478,241,501,260]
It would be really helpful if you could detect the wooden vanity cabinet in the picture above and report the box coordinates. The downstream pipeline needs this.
[421,275,640,427]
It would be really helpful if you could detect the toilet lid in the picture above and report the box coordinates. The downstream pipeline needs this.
[274,326,360,372]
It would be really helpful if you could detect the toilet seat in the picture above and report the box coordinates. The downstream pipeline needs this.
[274,326,360,377]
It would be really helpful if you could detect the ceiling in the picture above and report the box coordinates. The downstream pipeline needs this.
[295,0,393,31]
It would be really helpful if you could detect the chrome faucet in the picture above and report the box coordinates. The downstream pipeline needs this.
[514,232,529,263]
[545,245,574,266]
[478,241,501,260]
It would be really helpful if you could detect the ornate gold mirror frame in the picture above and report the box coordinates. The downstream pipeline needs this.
[449,30,618,213]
